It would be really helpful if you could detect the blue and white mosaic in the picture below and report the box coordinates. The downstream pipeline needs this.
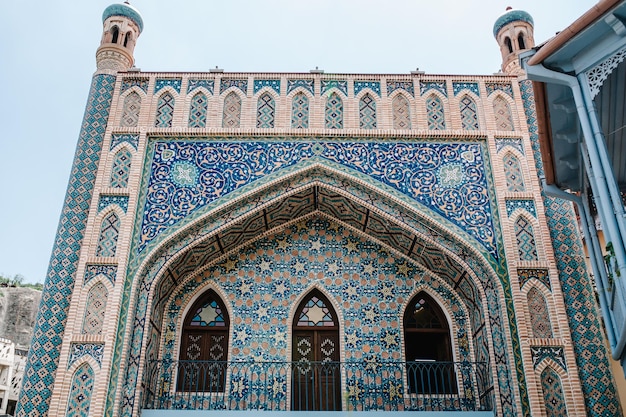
[84,264,117,285]
[68,343,105,368]
[387,81,414,97]
[506,199,536,218]
[121,77,148,94]
[354,81,381,97]
[530,346,566,370]
[187,79,214,95]
[321,80,348,96]
[420,81,447,97]
[220,79,248,95]
[287,79,314,95]
[110,133,139,151]
[486,82,513,98]
[154,78,182,94]
[495,137,524,154]
[254,79,281,95]
[453,82,480,97]
[98,194,129,213]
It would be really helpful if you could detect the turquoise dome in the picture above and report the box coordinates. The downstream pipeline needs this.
[493,8,533,37]
[102,3,144,33]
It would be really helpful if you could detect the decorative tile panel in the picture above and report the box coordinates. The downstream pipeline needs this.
[515,216,538,261]
[503,153,525,192]
[387,81,414,97]
[420,81,447,97]
[495,137,523,154]
[187,79,214,95]
[220,79,248,95]
[98,195,129,213]
[453,82,480,96]
[493,96,515,131]
[120,77,148,94]
[222,92,242,128]
[82,283,108,335]
[460,96,480,130]
[506,199,536,218]
[518,268,550,290]
[65,364,94,417]
[325,93,343,128]
[287,79,314,95]
[291,93,309,128]
[254,79,281,95]
[541,367,567,416]
[110,134,139,151]
[531,346,566,370]
[120,92,141,127]
[154,78,182,94]
[96,212,120,257]
[188,92,208,128]
[110,149,132,188]
[321,80,348,96]
[392,95,411,129]
[256,93,276,128]
[354,81,381,97]
[426,95,446,130]
[84,264,117,285]
[527,287,553,338]
[358,94,377,129]
[154,93,174,128]
[68,343,105,368]
[486,82,513,97]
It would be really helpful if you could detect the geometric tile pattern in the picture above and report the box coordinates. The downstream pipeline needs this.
[493,96,515,131]
[109,148,132,188]
[505,199,536,218]
[485,82,513,98]
[188,92,208,128]
[325,93,343,129]
[154,78,182,94]
[518,268,550,290]
[321,80,347,96]
[120,77,148,94]
[354,81,381,97]
[187,79,214,95]
[220,79,248,95]
[495,137,523,154]
[222,92,242,128]
[97,195,129,213]
[521,79,622,416]
[96,212,120,257]
[392,94,411,129]
[110,133,139,151]
[291,93,309,129]
[120,92,141,127]
[541,367,567,417]
[287,79,314,95]
[68,343,105,368]
[453,82,480,96]
[65,363,94,417]
[527,287,553,338]
[426,95,446,130]
[420,81,447,97]
[387,81,414,97]
[254,79,281,95]
[531,346,566,370]
[503,152,526,192]
[460,95,480,130]
[154,92,174,128]
[17,74,116,417]
[358,93,376,129]
[81,282,108,335]
[256,93,276,128]
[514,216,538,261]
[84,264,117,285]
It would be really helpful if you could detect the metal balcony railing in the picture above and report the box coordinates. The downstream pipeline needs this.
[143,360,493,412]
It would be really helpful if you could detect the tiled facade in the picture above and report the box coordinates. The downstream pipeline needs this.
[16,4,623,417]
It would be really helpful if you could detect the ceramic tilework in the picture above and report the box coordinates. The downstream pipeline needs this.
[222,92,242,128]
[65,364,94,417]
[291,93,309,128]
[120,77,148,94]
[84,264,117,285]
[459,96,480,130]
[420,81,447,97]
[120,91,141,127]
[493,96,515,131]
[453,82,479,97]
[82,283,108,335]
[520,79,622,416]
[495,137,523,154]
[392,95,411,129]
[426,95,446,130]
[387,81,414,97]
[220,79,248,95]
[154,92,174,128]
[517,268,550,290]
[505,199,536,218]
[254,79,281,95]
[287,79,314,95]
[68,343,105,368]
[188,92,208,128]
[486,83,513,98]
[110,133,139,151]
[358,94,377,129]
[256,93,276,128]
[541,367,567,417]
[503,153,525,192]
[98,195,129,213]
[321,80,348,96]
[109,149,132,188]
[154,78,181,94]
[514,216,538,261]
[16,74,115,417]
[531,346,566,370]
[527,287,553,338]
[354,81,381,97]
[325,93,343,129]
[96,212,120,257]
[187,79,214,95]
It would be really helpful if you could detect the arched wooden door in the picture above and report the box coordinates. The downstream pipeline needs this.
[292,290,341,410]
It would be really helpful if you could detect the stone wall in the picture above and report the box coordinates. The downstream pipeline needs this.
[0,287,41,349]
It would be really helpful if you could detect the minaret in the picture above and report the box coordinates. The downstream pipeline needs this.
[493,7,535,75]
[97,1,144,71]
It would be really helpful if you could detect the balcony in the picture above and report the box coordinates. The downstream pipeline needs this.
[143,360,493,415]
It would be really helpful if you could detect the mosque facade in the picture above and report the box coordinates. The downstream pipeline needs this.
[15,3,624,417]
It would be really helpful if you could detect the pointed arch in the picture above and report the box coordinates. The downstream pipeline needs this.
[526,287,553,338]
[291,91,310,128]
[222,91,242,128]
[124,32,132,48]
[426,94,446,130]
[111,26,119,44]
[503,152,525,192]
[358,93,377,129]
[515,216,538,261]
[459,95,480,130]
[256,92,276,128]
[96,212,120,257]
[155,92,175,128]
[110,147,132,188]
[81,282,108,335]
[120,91,141,127]
[392,93,411,129]
[518,33,526,50]
[493,95,515,131]
[325,92,343,129]
[505,37,513,53]
[541,367,567,416]
[65,363,95,417]
[188,92,208,128]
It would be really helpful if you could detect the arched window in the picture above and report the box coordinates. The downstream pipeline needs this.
[527,287,553,338]
[359,93,377,129]
[178,290,229,392]
[515,216,538,261]
[110,148,132,188]
[256,92,276,128]
[120,91,141,127]
[124,32,132,48]
[222,92,241,128]
[325,92,343,129]
[291,92,309,128]
[96,212,120,257]
[81,282,108,335]
[541,367,567,416]
[111,26,119,44]
[518,33,526,50]
[155,92,175,128]
[503,153,525,192]
[392,94,411,129]
[426,95,446,130]
[505,37,513,53]
[65,363,95,417]
[493,96,514,131]
[459,95,480,130]
[292,290,340,411]
[404,292,456,394]
[188,92,208,128]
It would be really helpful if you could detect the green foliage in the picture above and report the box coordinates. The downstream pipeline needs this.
[0,273,43,290]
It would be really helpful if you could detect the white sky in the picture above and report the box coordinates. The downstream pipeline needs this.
[0,0,597,284]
